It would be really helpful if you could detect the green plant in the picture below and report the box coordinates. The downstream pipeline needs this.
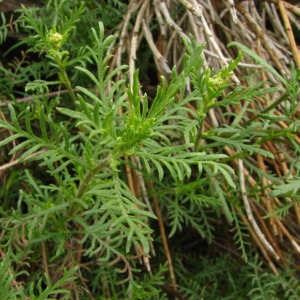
[1,1,300,299]
[246,255,300,300]
[0,4,237,298]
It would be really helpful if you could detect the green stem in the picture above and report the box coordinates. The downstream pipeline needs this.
[67,156,111,217]
[242,92,289,127]
[194,119,204,151]
[59,68,78,104]
[53,52,78,104]
[76,156,110,199]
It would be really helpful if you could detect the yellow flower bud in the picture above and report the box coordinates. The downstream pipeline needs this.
[47,31,63,50]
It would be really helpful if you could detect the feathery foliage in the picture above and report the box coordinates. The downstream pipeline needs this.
[0,1,299,298]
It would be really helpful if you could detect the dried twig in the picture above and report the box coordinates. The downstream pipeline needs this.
[0,89,76,106]
[238,159,280,261]
[278,0,300,68]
